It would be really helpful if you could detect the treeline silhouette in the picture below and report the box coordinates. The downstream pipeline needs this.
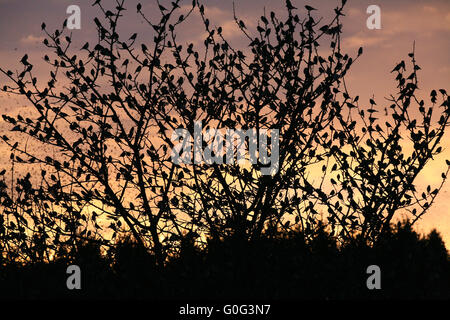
[1,220,448,300]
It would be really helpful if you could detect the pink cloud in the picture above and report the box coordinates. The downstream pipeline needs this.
[20,34,45,45]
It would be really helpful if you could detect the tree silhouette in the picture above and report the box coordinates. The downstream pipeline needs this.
[0,0,449,269]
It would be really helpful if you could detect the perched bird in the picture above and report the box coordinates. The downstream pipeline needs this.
[305,5,317,11]
[20,54,29,65]
[334,8,345,16]
[286,0,297,10]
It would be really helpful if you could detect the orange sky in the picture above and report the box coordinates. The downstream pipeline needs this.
[0,0,449,245]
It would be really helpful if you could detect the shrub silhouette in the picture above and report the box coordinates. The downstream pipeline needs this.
[0,0,449,299]
[1,0,449,265]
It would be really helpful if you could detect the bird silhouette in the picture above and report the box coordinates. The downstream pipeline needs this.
[305,5,317,11]
[20,54,29,65]
[286,0,297,10]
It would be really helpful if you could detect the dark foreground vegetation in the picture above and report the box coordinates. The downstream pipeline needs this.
[1,221,448,300]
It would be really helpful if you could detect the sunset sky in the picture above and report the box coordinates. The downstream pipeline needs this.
[0,0,449,245]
